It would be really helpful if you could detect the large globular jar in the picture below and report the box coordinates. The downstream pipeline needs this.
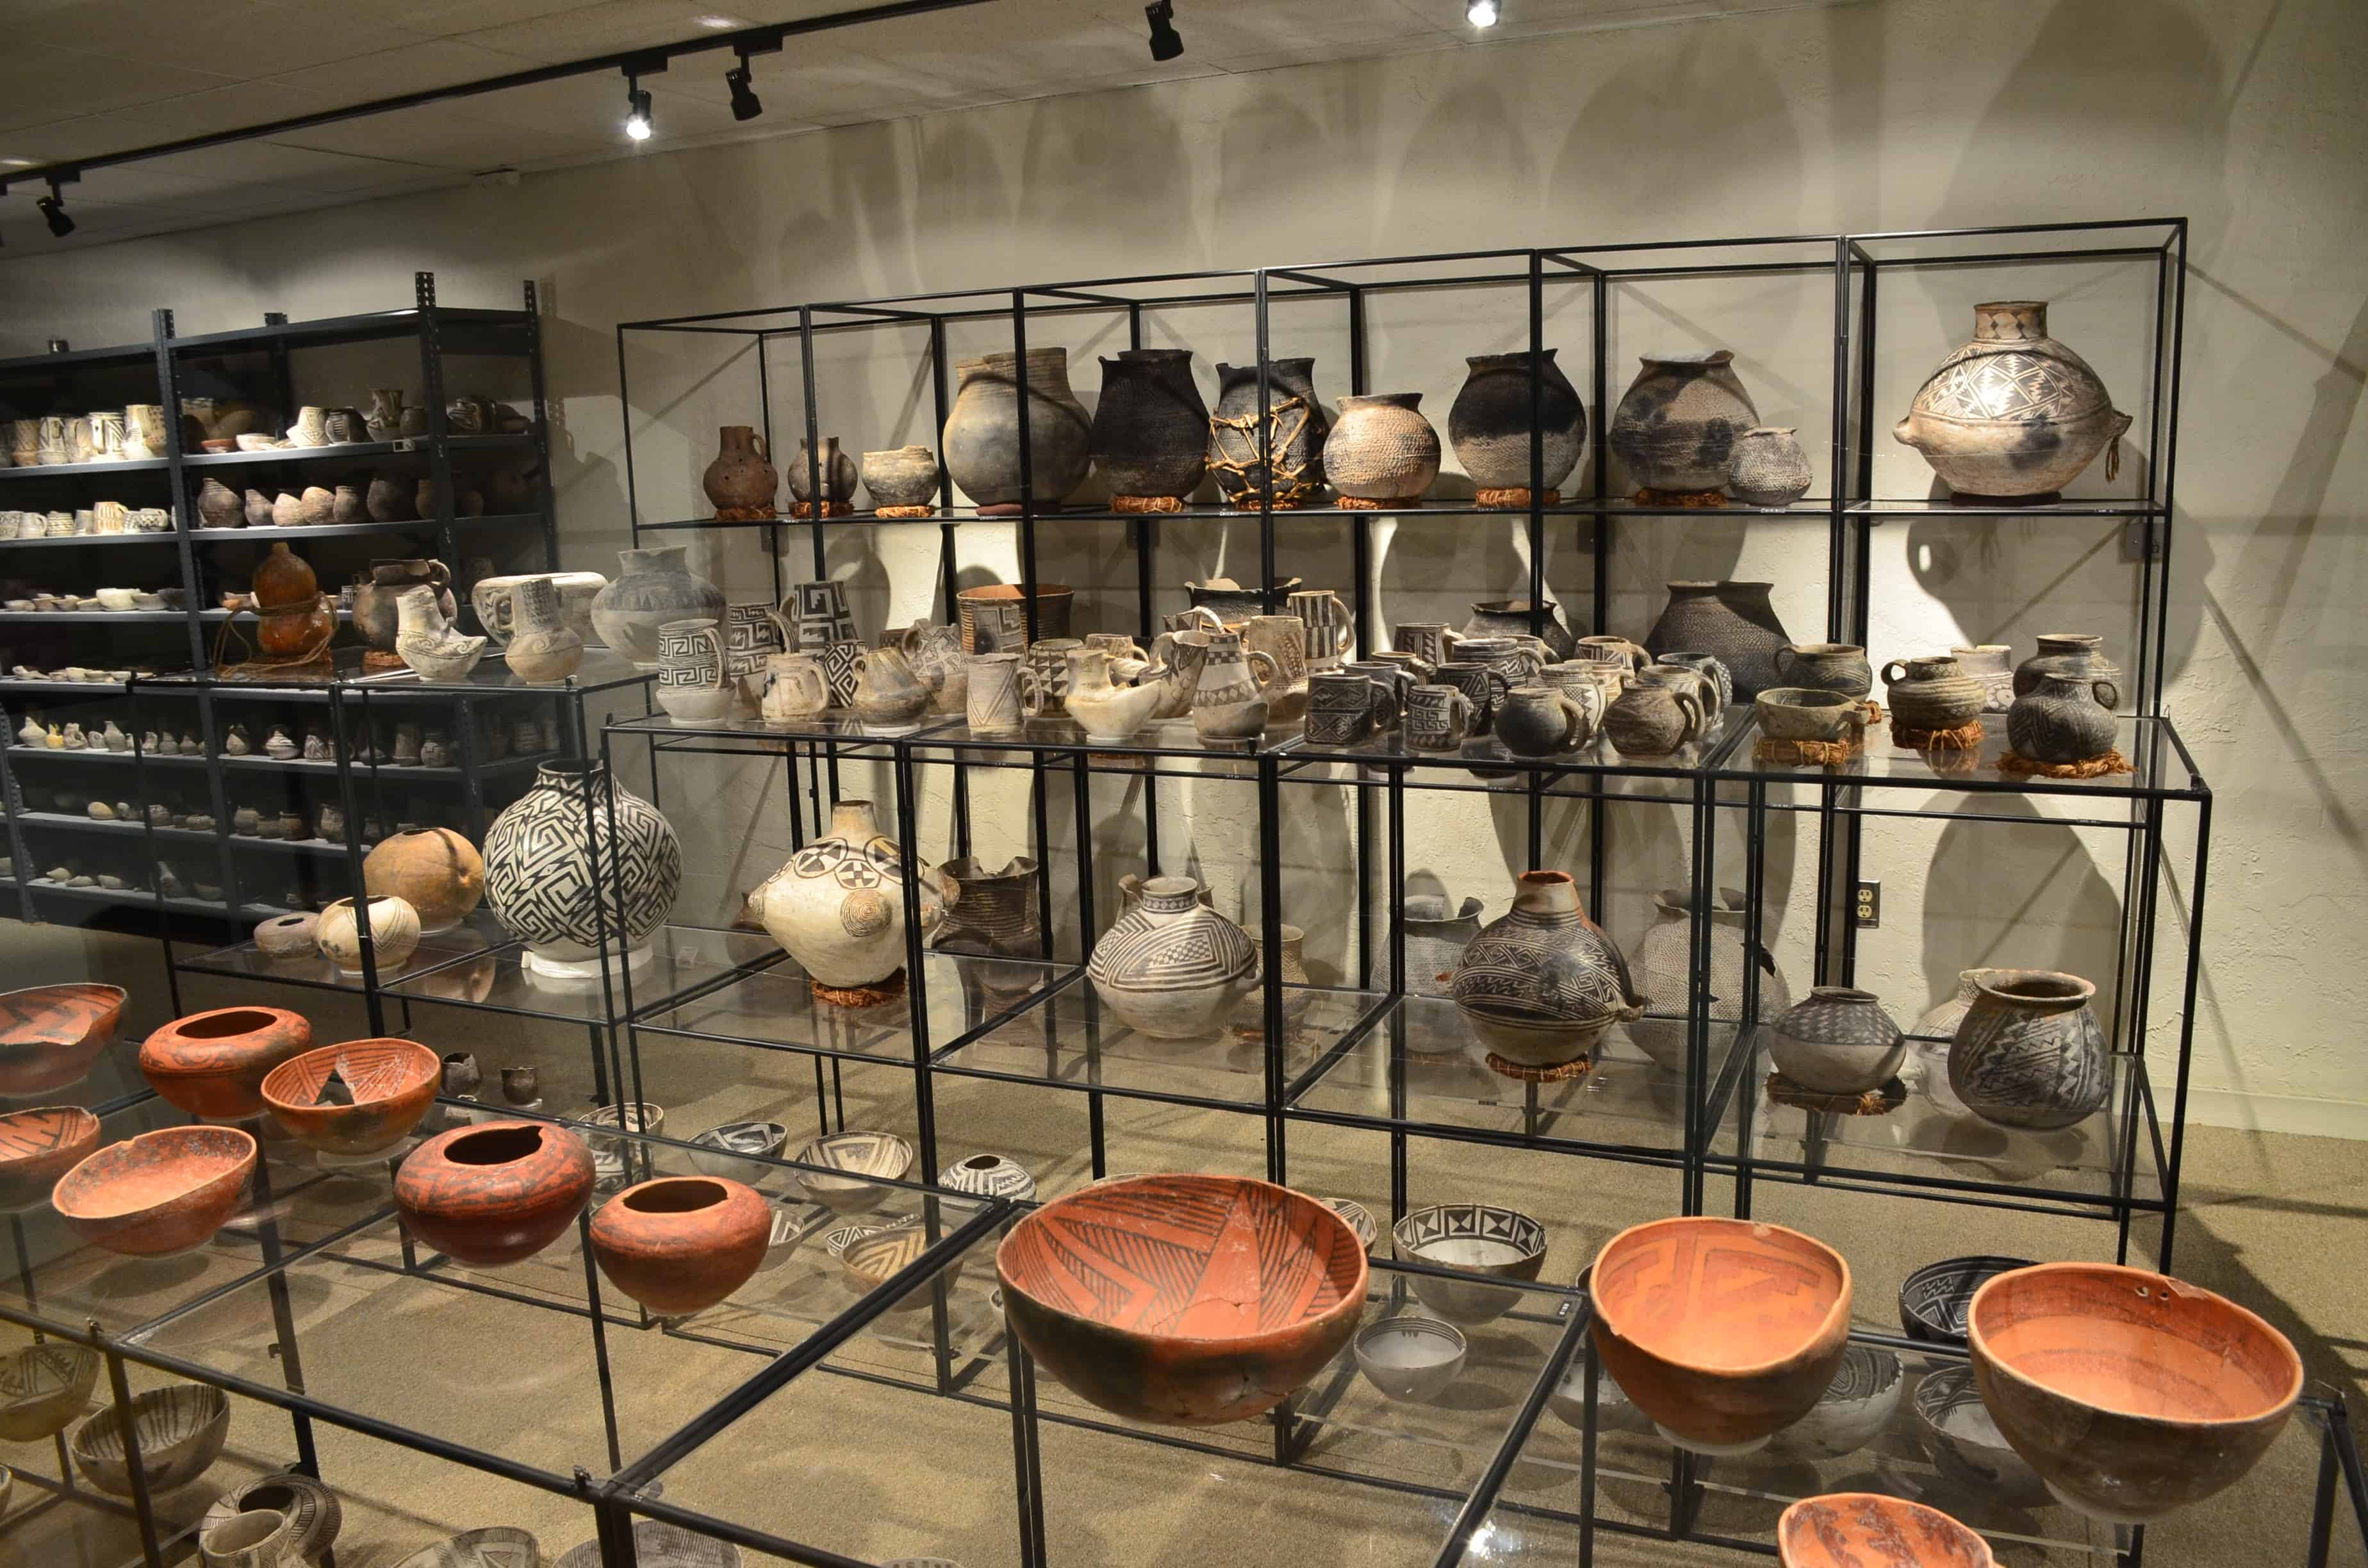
[1090,349,1208,510]
[1208,357,1328,508]
[482,760,682,978]
[942,348,1093,512]
[1893,300,2132,502]
[1324,393,1441,506]
[1946,968,2109,1130]
[1643,580,1793,703]
[752,799,950,1005]
[1448,350,1587,504]
[1086,875,1257,1040]
[589,546,725,669]
[1450,870,1644,1073]
[1608,350,1758,494]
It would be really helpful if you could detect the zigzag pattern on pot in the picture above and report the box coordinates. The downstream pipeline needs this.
[482,765,680,952]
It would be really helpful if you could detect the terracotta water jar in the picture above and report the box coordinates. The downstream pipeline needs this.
[942,349,1093,510]
[1087,874,1257,1039]
[140,1006,313,1120]
[702,425,777,516]
[249,543,333,658]
[1450,871,1643,1069]
[393,1120,595,1266]
[1947,969,2109,1129]
[589,546,726,668]
[1210,357,1328,507]
[1091,348,1209,506]
[752,799,951,1002]
[1448,350,1586,501]
[1895,301,2132,502]
[1323,393,1440,505]
[590,1175,771,1315]
[1609,350,1759,494]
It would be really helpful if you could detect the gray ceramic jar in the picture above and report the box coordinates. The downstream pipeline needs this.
[1608,350,1759,493]
[1725,425,1814,505]
[589,546,727,669]
[1449,870,1643,1070]
[1090,348,1208,505]
[1882,655,1987,732]
[1324,393,1440,503]
[1946,969,2109,1130]
[1893,301,2132,502]
[1768,986,1905,1095]
[1209,358,1328,507]
[1447,350,1587,498]
[1770,643,1871,699]
[2012,632,2121,698]
[1642,581,1792,703]
[2008,673,2120,764]
[1394,894,1484,1000]
[942,349,1093,511]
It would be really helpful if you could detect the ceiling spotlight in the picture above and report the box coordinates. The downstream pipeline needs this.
[1145,0,1183,61]
[1467,0,1501,25]
[727,60,763,122]
[38,177,74,238]
[624,78,654,141]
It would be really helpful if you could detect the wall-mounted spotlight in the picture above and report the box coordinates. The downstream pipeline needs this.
[1467,0,1501,26]
[38,175,76,238]
[727,58,764,122]
[624,76,654,140]
[1145,1,1183,61]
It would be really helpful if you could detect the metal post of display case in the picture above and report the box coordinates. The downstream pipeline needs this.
[99,1332,167,1568]
[893,733,944,1189]
[1585,265,1611,922]
[1259,751,1288,1191]
[1005,1336,1051,1568]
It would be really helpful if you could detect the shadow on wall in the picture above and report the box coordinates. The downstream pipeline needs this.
[1014,85,1201,268]
[1918,800,2123,1015]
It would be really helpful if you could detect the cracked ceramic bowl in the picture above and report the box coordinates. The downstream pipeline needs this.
[51,1125,257,1258]
[261,1038,440,1157]
[0,983,126,1096]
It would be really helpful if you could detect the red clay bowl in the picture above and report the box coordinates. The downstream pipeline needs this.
[0,983,127,1096]
[139,1006,313,1120]
[395,1120,595,1267]
[261,1039,440,1157]
[1590,1216,1852,1455]
[1968,1262,2302,1523]
[589,1175,770,1316]
[1777,1493,1993,1567]
[0,1105,101,1211]
[996,1173,1367,1427]
[51,1125,258,1258]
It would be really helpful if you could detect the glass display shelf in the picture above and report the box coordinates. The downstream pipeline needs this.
[338,644,652,698]
[1713,712,2205,809]
[1279,716,1738,797]
[189,510,545,543]
[607,708,925,761]
[1288,997,1728,1159]
[1704,1026,2157,1213]
[627,929,928,1065]
[1847,496,2166,518]
[177,910,514,996]
[906,713,1297,780]
[382,920,752,1024]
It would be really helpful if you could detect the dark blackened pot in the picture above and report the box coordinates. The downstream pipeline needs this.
[1092,349,1208,503]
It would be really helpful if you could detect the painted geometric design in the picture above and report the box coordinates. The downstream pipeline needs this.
[792,828,905,890]
[0,1104,97,1163]
[1914,340,2110,425]
[1449,904,1637,1050]
[0,1341,101,1442]
[1594,1220,1845,1362]
[1948,983,2109,1128]
[483,764,681,954]
[70,1382,230,1495]
[1900,1254,2032,1344]
[1779,1494,1991,1568]
[0,982,124,1095]
[550,1520,737,1568]
[1394,1202,1546,1261]
[389,1526,543,1568]
[793,1131,914,1207]
[1085,886,1254,995]
[999,1177,1361,1337]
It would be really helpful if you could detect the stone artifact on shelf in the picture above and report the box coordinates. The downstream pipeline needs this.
[69,1382,231,1496]
[317,895,423,976]
[1895,300,2132,503]
[786,436,860,516]
[1323,393,1440,508]
[1589,1216,1851,1455]
[1354,1316,1468,1403]
[791,1129,914,1212]
[1643,580,1793,703]
[590,1175,771,1316]
[997,1174,1367,1426]
[591,546,727,669]
[394,585,488,681]
[0,1105,100,1212]
[1609,350,1759,499]
[752,799,949,1004]
[1968,1262,2300,1521]
[1210,357,1328,508]
[1,1342,102,1442]
[1775,1494,1991,1568]
[139,1004,313,1120]
[1391,1203,1548,1325]
[1768,986,1904,1095]
[1727,425,1814,506]
[500,575,586,683]
[702,424,778,519]
[261,1038,440,1157]
[52,1125,258,1259]
[862,445,940,514]
[1091,348,1208,511]
[1085,874,1256,1039]
[942,348,1093,512]
[1448,869,1643,1076]
[2009,670,2121,764]
[1771,1344,1903,1461]
[0,982,127,1096]
[393,1121,595,1266]
[483,761,682,978]
[1946,968,2109,1129]
[655,617,734,727]
[1449,350,1586,507]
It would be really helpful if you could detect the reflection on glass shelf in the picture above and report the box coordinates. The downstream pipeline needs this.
[181,915,508,992]
[609,709,935,749]
[630,936,922,1063]
[1711,1029,2149,1205]
[382,922,768,1021]
[340,644,650,696]
[1850,495,2162,517]
[1289,715,1736,781]
[1719,713,2200,798]
[1289,995,1716,1154]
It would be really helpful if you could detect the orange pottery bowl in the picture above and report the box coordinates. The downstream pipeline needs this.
[1968,1262,2302,1523]
[1777,1493,1993,1567]
[139,1006,313,1120]
[1590,1216,1852,1455]
[589,1175,771,1316]
[51,1125,258,1257]
[997,1173,1367,1426]
[394,1120,595,1268]
[0,984,126,1096]
[261,1039,440,1157]
[0,1106,102,1211]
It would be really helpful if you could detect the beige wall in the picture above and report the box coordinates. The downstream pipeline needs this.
[3,0,2363,1133]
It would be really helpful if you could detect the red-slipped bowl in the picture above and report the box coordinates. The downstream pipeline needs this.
[139,1006,312,1120]
[395,1120,593,1267]
[0,1105,102,1211]
[1777,1493,1993,1567]
[262,1039,440,1157]
[0,984,126,1096]
[51,1125,258,1257]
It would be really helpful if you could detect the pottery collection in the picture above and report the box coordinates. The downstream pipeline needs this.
[53,1125,258,1258]
[1768,986,1904,1094]
[997,1174,1367,1426]
[591,1175,771,1315]
[1448,350,1586,496]
[1947,969,2109,1129]
[261,1038,440,1157]
[1323,393,1440,503]
[1450,871,1643,1069]
[1087,874,1256,1039]
[943,349,1093,509]
[140,1005,313,1120]
[1643,580,1793,703]
[393,1120,595,1266]
[1895,301,2132,501]
[1590,1216,1851,1454]
[591,546,727,668]
[1609,350,1760,493]
[483,761,682,974]
[752,800,949,998]
[1210,357,1328,507]
[1392,1202,1548,1325]
[471,569,607,646]
[1884,654,1987,732]
[1092,348,1209,503]
[702,426,779,514]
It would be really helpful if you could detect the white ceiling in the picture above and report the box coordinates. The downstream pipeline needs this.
[0,0,1849,252]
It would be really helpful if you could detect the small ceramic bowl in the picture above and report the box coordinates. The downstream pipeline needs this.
[839,1218,966,1311]
[261,1038,440,1157]
[0,982,127,1097]
[1755,687,1871,744]
[0,1341,102,1442]
[70,1382,231,1496]
[1391,1202,1547,1326]
[0,1104,101,1211]
[51,1124,258,1258]
[1353,1316,1467,1403]
[1898,1254,2033,1346]
[1772,1342,1903,1460]
[687,1119,789,1179]
[793,1130,914,1213]
[1776,1493,1993,1567]
[1322,1196,1377,1253]
[1912,1364,2050,1506]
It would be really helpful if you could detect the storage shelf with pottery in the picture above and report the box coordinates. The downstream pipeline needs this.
[190,509,545,541]
[0,457,177,482]
[177,432,534,470]
[1714,712,2203,809]
[0,528,183,549]
[630,938,997,1068]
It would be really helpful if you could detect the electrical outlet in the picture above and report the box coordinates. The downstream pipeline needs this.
[1854,880,1880,928]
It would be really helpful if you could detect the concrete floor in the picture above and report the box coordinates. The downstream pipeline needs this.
[4,932,2366,1567]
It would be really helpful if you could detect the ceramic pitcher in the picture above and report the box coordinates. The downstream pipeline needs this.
[1190,629,1279,742]
[966,652,1043,733]
[759,651,831,723]
[851,646,932,733]
[898,619,969,712]
[1287,589,1354,672]
[655,618,733,727]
